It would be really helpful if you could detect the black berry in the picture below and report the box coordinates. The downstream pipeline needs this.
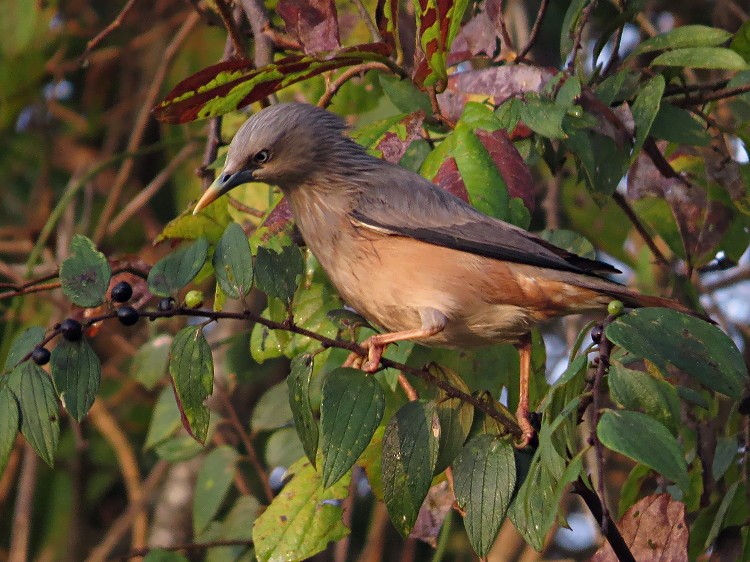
[111,281,133,303]
[117,306,140,326]
[60,319,83,342]
[32,346,51,366]
[158,297,175,312]
[591,324,603,344]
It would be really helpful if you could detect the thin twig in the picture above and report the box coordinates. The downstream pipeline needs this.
[670,82,750,107]
[215,0,247,58]
[515,0,549,61]
[428,86,456,128]
[494,1,515,55]
[589,319,613,533]
[108,143,200,235]
[227,197,266,217]
[317,62,393,108]
[93,12,201,244]
[80,0,139,61]
[350,0,382,43]
[567,0,597,72]
[612,192,670,267]
[8,444,38,562]
[239,0,273,68]
[114,539,253,561]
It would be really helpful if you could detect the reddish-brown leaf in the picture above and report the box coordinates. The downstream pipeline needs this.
[433,157,470,203]
[476,129,535,212]
[409,482,454,547]
[375,111,425,163]
[277,0,340,54]
[259,198,294,240]
[448,7,498,65]
[438,65,554,122]
[153,44,391,124]
[590,494,688,562]
[375,0,399,53]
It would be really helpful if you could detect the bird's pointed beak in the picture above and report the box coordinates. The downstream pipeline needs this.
[193,169,255,214]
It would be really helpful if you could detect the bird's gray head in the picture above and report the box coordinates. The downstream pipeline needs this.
[194,103,372,213]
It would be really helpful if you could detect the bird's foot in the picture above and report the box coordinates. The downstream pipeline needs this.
[514,410,537,449]
[342,336,386,373]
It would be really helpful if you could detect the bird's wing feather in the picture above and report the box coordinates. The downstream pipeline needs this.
[350,163,620,277]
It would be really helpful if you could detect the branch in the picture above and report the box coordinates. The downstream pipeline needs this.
[567,0,597,72]
[670,81,750,107]
[239,0,273,68]
[215,0,247,58]
[515,0,549,61]
[317,62,393,108]
[80,0,139,61]
[116,539,254,561]
[612,192,670,268]
[350,0,382,43]
[8,444,38,562]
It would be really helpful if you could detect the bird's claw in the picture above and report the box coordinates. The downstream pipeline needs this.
[514,412,536,449]
[343,336,386,373]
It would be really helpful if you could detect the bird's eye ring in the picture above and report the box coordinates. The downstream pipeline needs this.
[254,149,270,164]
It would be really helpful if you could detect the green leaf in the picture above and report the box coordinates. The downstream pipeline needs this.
[265,427,305,468]
[650,104,710,146]
[378,74,431,114]
[429,364,474,473]
[132,335,172,390]
[50,338,101,422]
[560,0,592,60]
[7,362,60,467]
[148,238,209,298]
[564,130,626,198]
[712,436,738,482]
[154,44,392,123]
[253,457,350,562]
[288,354,319,466]
[651,47,749,70]
[731,19,750,63]
[631,75,665,156]
[205,496,260,562]
[143,550,189,562]
[169,326,214,443]
[3,326,45,372]
[0,385,20,475]
[520,95,568,139]
[705,481,739,549]
[382,400,440,536]
[631,25,733,57]
[193,446,239,534]
[59,234,112,308]
[254,243,304,305]
[251,381,293,432]
[608,360,680,431]
[538,229,596,259]
[213,222,253,299]
[452,435,516,557]
[597,409,688,491]
[144,387,182,450]
[413,0,469,85]
[321,368,385,488]
[605,308,748,399]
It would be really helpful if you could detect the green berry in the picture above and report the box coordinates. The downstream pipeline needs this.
[607,300,624,317]
[185,290,204,309]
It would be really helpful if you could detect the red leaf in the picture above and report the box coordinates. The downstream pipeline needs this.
[476,129,535,212]
[375,111,425,163]
[433,157,470,203]
[438,65,554,122]
[259,198,294,240]
[448,8,499,65]
[153,44,391,123]
[277,0,340,54]
[375,0,399,53]
[590,494,688,562]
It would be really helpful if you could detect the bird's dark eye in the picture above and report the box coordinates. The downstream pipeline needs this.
[253,149,270,164]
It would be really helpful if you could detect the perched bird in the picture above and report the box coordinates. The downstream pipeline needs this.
[194,102,689,447]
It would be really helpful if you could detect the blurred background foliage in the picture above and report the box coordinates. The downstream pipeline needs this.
[2,0,750,561]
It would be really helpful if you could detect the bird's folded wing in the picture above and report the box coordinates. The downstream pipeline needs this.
[350,164,619,277]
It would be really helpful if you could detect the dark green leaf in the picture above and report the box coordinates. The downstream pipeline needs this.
[288,354,319,466]
[193,446,239,534]
[705,481,739,549]
[520,95,568,139]
[453,435,516,557]
[321,368,384,487]
[560,0,592,60]
[204,496,260,562]
[50,338,101,421]
[605,308,748,398]
[253,457,350,562]
[148,238,209,298]
[382,400,440,536]
[712,436,738,482]
[651,104,710,146]
[169,326,214,443]
[597,409,688,491]
[143,550,189,562]
[651,47,749,70]
[731,19,750,63]
[429,364,474,473]
[631,75,665,155]
[631,25,733,57]
[378,74,431,114]
[538,229,596,259]
[564,130,626,198]
[608,360,680,431]
[59,234,111,307]
[7,362,60,467]
[3,326,45,372]
[265,427,305,468]
[144,387,182,450]
[132,334,172,390]
[254,243,304,305]
[213,222,253,299]
[0,385,20,475]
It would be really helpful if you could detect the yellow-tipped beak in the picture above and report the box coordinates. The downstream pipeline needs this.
[193,169,255,215]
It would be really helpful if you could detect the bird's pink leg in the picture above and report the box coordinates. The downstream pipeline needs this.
[344,309,446,373]
[515,333,535,448]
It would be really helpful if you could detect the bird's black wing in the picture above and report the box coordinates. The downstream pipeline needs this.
[350,163,620,277]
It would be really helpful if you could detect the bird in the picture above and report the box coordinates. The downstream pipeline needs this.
[193,102,691,447]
